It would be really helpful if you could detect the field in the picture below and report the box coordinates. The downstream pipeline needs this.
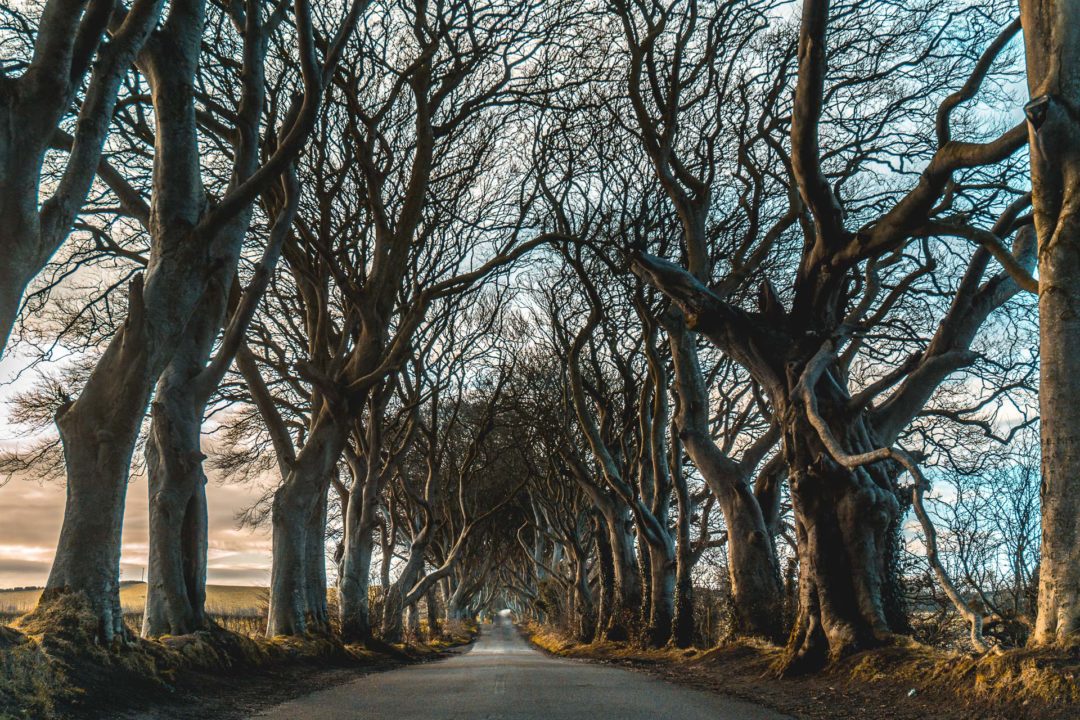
[0,582,268,635]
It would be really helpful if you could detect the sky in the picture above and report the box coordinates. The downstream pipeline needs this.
[0,353,275,589]
[0,470,273,589]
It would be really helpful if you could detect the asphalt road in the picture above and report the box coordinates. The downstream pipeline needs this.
[256,614,789,719]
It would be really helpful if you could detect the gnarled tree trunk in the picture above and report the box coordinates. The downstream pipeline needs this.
[425,586,441,639]
[779,362,902,671]
[573,565,596,643]
[644,542,675,646]
[36,1,213,642]
[142,354,212,637]
[602,504,642,641]
[671,431,696,649]
[592,513,615,639]
[304,490,330,633]
[381,539,427,643]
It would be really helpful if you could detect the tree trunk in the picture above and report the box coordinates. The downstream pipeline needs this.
[142,390,210,637]
[267,420,346,637]
[0,130,46,357]
[637,534,652,631]
[672,547,695,648]
[0,255,31,357]
[669,322,784,642]
[1020,0,1080,646]
[381,588,406,643]
[43,405,138,642]
[382,544,425,643]
[593,514,614,640]
[425,586,441,639]
[304,489,330,633]
[672,435,696,648]
[339,481,379,642]
[446,579,470,622]
[573,549,596,643]
[141,289,226,638]
[267,482,310,636]
[42,273,187,642]
[602,505,641,641]
[645,542,675,647]
[405,600,421,642]
[779,376,901,672]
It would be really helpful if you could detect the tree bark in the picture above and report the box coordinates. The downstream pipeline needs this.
[645,543,675,646]
[1020,0,1080,646]
[446,577,470,622]
[381,539,426,643]
[304,489,330,633]
[669,322,784,642]
[339,475,380,642]
[671,432,696,649]
[406,599,421,641]
[602,504,641,640]
[267,417,347,636]
[572,548,596,643]
[142,351,212,637]
[592,513,615,640]
[425,585,441,639]
[780,360,902,671]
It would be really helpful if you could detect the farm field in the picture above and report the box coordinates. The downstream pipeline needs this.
[0,582,266,621]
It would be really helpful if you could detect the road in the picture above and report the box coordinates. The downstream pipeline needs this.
[256,614,789,719]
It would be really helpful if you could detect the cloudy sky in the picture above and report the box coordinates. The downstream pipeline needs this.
[0,353,274,589]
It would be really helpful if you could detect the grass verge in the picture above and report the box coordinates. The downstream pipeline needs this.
[0,594,477,720]
[523,623,1079,720]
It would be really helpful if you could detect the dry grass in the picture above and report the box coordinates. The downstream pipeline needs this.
[0,590,478,720]
[528,623,702,663]
[524,623,1079,720]
[844,642,1080,712]
[0,582,266,618]
[0,583,271,642]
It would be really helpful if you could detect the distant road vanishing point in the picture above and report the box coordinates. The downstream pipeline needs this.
[257,614,789,719]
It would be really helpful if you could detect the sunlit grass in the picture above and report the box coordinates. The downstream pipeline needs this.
[0,582,270,637]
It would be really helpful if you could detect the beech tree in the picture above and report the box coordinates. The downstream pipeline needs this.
[33,0,363,642]
[1019,0,1080,647]
[221,0,568,637]
[0,0,1059,679]
[605,0,794,642]
[632,0,1035,668]
[140,0,354,639]
[0,0,165,356]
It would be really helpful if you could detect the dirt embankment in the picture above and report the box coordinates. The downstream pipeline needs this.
[524,624,1079,720]
[0,593,478,720]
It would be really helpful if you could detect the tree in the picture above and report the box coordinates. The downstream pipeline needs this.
[0,0,164,357]
[1019,0,1080,647]
[35,0,362,642]
[634,0,1034,669]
